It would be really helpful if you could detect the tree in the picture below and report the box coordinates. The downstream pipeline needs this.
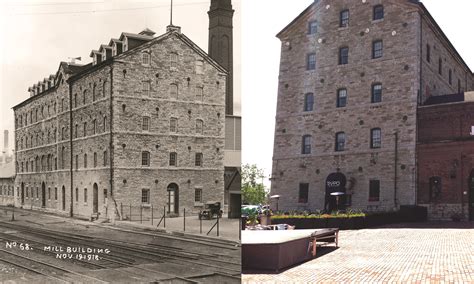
[242,164,266,205]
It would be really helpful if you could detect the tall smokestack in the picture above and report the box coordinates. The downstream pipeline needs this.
[4,130,8,151]
[208,0,234,115]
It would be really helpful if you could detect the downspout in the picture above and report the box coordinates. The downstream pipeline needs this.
[415,11,423,206]
[394,131,399,209]
[109,65,119,219]
[69,81,74,217]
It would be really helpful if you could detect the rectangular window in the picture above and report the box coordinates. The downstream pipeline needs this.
[371,84,382,103]
[438,58,442,75]
[83,122,87,137]
[169,152,177,166]
[449,69,452,85]
[75,188,78,202]
[196,119,203,135]
[337,89,347,108]
[141,189,150,204]
[48,188,51,200]
[142,116,150,131]
[298,183,309,203]
[170,118,178,133]
[307,53,316,70]
[373,5,384,20]
[426,44,431,63]
[84,153,87,168]
[55,187,58,200]
[372,40,383,59]
[195,153,203,167]
[84,188,88,203]
[340,10,349,27]
[302,135,311,154]
[142,81,150,96]
[195,87,203,102]
[142,53,150,65]
[94,152,97,167]
[195,60,204,74]
[142,151,150,166]
[103,150,107,166]
[93,119,97,135]
[339,47,349,65]
[336,132,346,152]
[304,93,314,112]
[369,180,380,201]
[75,155,78,170]
[195,188,203,203]
[371,128,382,149]
[308,21,318,34]
[170,53,178,69]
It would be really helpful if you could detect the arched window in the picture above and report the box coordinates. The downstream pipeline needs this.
[92,83,96,101]
[83,90,88,105]
[196,119,203,135]
[84,153,88,168]
[302,135,311,154]
[94,152,97,167]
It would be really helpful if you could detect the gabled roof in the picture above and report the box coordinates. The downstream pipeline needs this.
[276,1,315,38]
[119,32,153,41]
[108,38,122,46]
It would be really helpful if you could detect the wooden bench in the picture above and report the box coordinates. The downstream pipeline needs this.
[308,228,339,257]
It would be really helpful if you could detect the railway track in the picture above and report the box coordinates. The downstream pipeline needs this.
[0,220,241,279]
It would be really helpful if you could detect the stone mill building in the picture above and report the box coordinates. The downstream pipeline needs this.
[270,0,474,220]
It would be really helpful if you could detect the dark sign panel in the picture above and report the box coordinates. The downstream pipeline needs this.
[325,172,346,194]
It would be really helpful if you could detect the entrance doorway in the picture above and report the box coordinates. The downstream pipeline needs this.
[41,182,46,208]
[61,186,66,211]
[325,172,347,212]
[167,183,179,214]
[469,170,474,221]
[21,183,25,205]
[93,183,99,214]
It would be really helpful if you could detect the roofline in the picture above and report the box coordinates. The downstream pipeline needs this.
[12,84,57,110]
[417,100,474,109]
[276,1,315,38]
[417,2,473,75]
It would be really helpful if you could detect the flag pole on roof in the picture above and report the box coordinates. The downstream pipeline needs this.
[170,0,173,25]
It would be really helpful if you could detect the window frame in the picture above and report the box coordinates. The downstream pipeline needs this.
[370,128,382,149]
[141,151,150,167]
[339,47,349,65]
[371,83,382,103]
[373,5,384,21]
[368,180,380,202]
[304,93,314,112]
[372,40,383,59]
[337,88,347,108]
[308,21,318,34]
[195,188,203,203]
[298,183,309,203]
[195,153,203,167]
[340,9,349,27]
[335,132,346,152]
[142,116,150,131]
[142,52,150,65]
[301,135,311,155]
[170,117,178,133]
[426,44,431,63]
[307,53,316,70]
[141,188,150,204]
[169,152,177,167]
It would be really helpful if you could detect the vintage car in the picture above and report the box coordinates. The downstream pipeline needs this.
[198,201,223,220]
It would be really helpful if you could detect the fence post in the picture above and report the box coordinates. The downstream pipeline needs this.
[200,216,202,234]
[129,204,132,222]
[151,205,154,226]
[120,203,123,220]
[140,205,143,224]
[163,206,166,228]
[239,217,241,241]
[183,208,186,232]
[217,215,220,237]
[11,206,15,221]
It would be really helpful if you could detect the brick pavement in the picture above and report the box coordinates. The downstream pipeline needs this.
[242,222,474,283]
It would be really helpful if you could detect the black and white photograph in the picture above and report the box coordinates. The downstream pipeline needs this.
[0,0,241,282]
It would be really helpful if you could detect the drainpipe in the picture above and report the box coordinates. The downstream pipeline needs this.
[109,65,117,219]
[69,81,74,217]
[394,131,399,209]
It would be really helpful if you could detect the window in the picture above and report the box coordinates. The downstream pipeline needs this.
[84,153,87,168]
[438,57,442,75]
[339,47,349,65]
[55,187,58,200]
[195,60,204,74]
[94,152,97,167]
[61,98,65,112]
[302,135,311,154]
[170,53,178,69]
[142,52,150,65]
[298,183,309,203]
[308,21,318,34]
[371,83,382,103]
[141,189,150,204]
[372,40,383,59]
[83,122,87,137]
[142,81,151,96]
[92,119,97,135]
[195,188,203,203]
[83,90,87,105]
[307,53,316,70]
[371,128,382,149]
[92,84,96,102]
[103,81,108,97]
[103,116,107,132]
[142,151,150,166]
[169,152,177,166]
[373,5,384,20]
[75,155,78,170]
[369,180,380,201]
[103,150,108,166]
[170,118,178,133]
[61,127,65,140]
[449,69,452,85]
[426,44,431,63]
[74,94,77,108]
[335,132,346,151]
[340,10,349,27]
[169,84,178,99]
[75,124,78,138]
[84,188,88,203]
[196,119,203,135]
[304,93,314,111]
[195,153,203,167]
[75,188,78,202]
[337,89,347,108]
[195,87,203,102]
[142,116,150,131]
[48,188,51,200]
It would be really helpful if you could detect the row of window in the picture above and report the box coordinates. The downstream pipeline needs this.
[307,40,383,70]
[426,44,464,93]
[0,185,13,196]
[140,151,203,167]
[298,180,381,204]
[141,52,205,75]
[303,83,382,111]
[74,151,110,170]
[301,128,381,154]
[307,5,384,35]
[73,82,108,108]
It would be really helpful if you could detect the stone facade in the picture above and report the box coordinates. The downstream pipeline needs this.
[270,0,473,214]
[12,27,227,220]
[417,100,474,220]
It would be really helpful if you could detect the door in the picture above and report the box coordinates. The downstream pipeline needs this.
[61,186,66,211]
[93,183,98,214]
[41,182,46,208]
[469,171,474,221]
[21,183,24,205]
[167,183,179,214]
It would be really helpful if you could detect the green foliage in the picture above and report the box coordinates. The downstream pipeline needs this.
[272,211,366,220]
[242,164,266,205]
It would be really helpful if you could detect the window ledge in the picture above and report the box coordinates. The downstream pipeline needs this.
[194,202,204,207]
[338,26,349,31]
[141,204,151,208]
[372,18,384,24]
